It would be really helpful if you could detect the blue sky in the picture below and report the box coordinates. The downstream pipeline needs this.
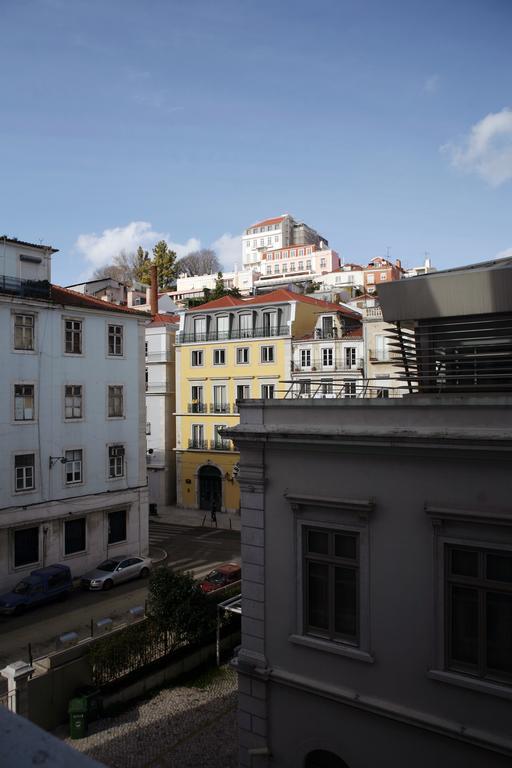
[1,0,512,285]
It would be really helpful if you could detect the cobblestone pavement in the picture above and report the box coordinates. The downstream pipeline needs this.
[55,667,238,768]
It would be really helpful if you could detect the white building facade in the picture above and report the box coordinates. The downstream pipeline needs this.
[242,214,328,272]
[0,238,149,593]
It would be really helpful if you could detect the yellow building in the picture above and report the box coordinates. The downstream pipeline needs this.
[175,289,361,513]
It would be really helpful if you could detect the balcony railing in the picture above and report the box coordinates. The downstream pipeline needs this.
[209,403,231,414]
[177,325,287,344]
[210,440,235,451]
[293,358,364,373]
[188,439,208,450]
[188,402,207,413]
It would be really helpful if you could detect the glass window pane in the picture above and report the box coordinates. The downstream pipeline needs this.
[308,530,329,555]
[65,519,86,554]
[487,552,512,583]
[486,591,512,675]
[14,527,39,568]
[334,567,357,637]
[108,510,126,544]
[450,586,478,666]
[450,548,479,578]
[335,534,357,560]
[307,562,329,630]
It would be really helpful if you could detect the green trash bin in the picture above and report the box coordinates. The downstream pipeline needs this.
[74,686,102,722]
[69,697,88,739]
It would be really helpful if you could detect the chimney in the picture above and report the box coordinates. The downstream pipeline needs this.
[150,265,158,315]
[395,259,402,270]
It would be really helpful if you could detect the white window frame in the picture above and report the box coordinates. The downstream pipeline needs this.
[191,349,204,367]
[213,348,226,366]
[64,385,83,420]
[261,345,275,363]
[108,445,125,479]
[261,383,275,399]
[14,453,36,493]
[108,385,124,418]
[107,324,124,356]
[236,347,249,365]
[64,317,83,355]
[300,349,311,368]
[64,449,83,485]
[13,312,36,352]
[14,383,35,422]
[321,347,334,368]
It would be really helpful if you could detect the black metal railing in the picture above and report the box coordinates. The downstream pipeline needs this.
[188,439,209,450]
[210,440,234,451]
[209,403,231,414]
[188,402,207,413]
[178,325,287,344]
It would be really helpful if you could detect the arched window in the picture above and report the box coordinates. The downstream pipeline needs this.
[304,750,349,768]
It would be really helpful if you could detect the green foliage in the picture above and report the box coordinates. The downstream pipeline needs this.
[199,272,243,305]
[133,246,150,283]
[135,240,177,288]
[147,567,214,647]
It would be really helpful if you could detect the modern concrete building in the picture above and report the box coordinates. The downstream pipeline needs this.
[227,257,512,767]
[0,237,149,592]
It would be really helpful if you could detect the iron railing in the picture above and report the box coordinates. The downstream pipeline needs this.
[210,440,235,451]
[177,325,287,344]
[188,439,209,450]
[280,378,406,399]
[188,402,207,413]
[293,358,364,373]
[209,403,231,414]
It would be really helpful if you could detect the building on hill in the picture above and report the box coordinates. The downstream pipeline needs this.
[254,245,340,292]
[226,255,512,768]
[0,237,149,592]
[169,268,260,306]
[174,289,361,514]
[242,214,329,272]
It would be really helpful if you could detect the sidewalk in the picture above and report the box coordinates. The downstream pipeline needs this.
[150,503,241,532]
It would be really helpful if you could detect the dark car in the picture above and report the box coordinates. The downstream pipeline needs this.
[199,562,241,593]
[0,564,72,615]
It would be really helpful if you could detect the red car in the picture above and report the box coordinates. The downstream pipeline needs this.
[199,563,241,593]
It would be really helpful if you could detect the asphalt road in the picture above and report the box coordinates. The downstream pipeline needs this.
[0,521,240,668]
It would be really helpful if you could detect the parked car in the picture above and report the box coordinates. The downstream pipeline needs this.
[80,555,152,591]
[198,562,241,593]
[0,564,72,616]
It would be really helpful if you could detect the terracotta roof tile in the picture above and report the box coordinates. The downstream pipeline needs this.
[247,215,287,229]
[147,312,180,327]
[189,288,361,318]
[50,285,149,316]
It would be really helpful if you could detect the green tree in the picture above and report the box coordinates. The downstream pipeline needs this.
[133,245,150,283]
[135,240,177,288]
[147,567,214,649]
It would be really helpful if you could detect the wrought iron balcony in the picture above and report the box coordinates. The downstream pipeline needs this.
[210,439,235,451]
[188,439,209,450]
[188,402,207,413]
[209,403,231,414]
[177,325,287,344]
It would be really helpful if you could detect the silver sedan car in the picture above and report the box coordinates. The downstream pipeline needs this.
[80,555,152,591]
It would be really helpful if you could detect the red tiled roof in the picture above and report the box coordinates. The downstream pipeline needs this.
[147,312,180,327]
[189,288,361,318]
[248,215,287,229]
[50,285,150,316]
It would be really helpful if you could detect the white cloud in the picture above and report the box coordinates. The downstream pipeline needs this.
[441,108,512,186]
[211,233,242,272]
[424,74,439,94]
[496,247,512,260]
[74,221,200,275]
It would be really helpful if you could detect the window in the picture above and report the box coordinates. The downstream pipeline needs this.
[335,275,342,284]
[217,316,229,340]
[191,424,204,449]
[298,249,304,257]
[267,237,272,245]
[15,454,35,492]
[304,527,359,644]
[240,313,252,339]
[260,238,264,246]
[290,249,296,257]
[194,317,206,341]
[380,272,387,281]
[322,348,334,367]
[13,527,39,568]
[446,546,512,682]
[145,367,149,391]
[64,319,82,354]
[14,384,34,421]
[191,385,204,412]
[263,312,277,337]
[191,350,204,366]
[321,378,333,396]
[367,273,375,284]
[108,325,123,356]
[65,518,86,555]
[108,509,126,544]
[274,263,279,273]
[214,425,230,450]
[306,260,312,271]
[375,335,389,361]
[14,314,35,350]
[299,380,311,397]
[261,384,275,399]
[236,347,249,364]
[345,347,357,368]
[274,235,279,242]
[65,449,82,484]
[65,386,83,419]
[108,385,124,417]
[320,258,327,269]
[213,385,228,413]
[261,346,275,363]
[290,262,296,271]
[282,263,288,272]
[108,445,125,478]
[322,316,334,337]
[145,341,148,357]
[298,261,304,271]
[376,388,389,398]
[213,349,226,365]
[344,381,357,398]
[300,349,311,368]
[236,384,250,401]
[266,266,272,275]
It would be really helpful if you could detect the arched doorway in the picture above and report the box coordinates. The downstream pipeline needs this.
[198,465,222,510]
[304,750,349,768]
